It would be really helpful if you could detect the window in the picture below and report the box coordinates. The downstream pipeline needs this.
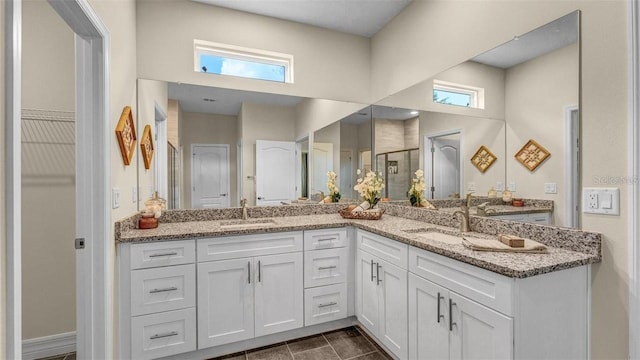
[194,40,294,83]
[433,80,484,109]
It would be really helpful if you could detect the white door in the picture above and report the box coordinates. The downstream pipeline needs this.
[254,252,304,337]
[356,250,379,334]
[449,292,513,360]
[313,142,334,195]
[408,274,450,360]
[431,136,461,199]
[197,258,254,348]
[191,144,230,208]
[256,140,296,206]
[340,150,353,199]
[378,258,408,360]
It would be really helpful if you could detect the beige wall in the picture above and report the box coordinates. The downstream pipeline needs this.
[136,0,371,103]
[294,98,367,140]
[137,79,168,206]
[313,121,341,194]
[167,99,180,149]
[21,0,76,340]
[1,0,6,352]
[240,102,296,205]
[181,112,238,208]
[373,2,629,358]
[505,43,579,226]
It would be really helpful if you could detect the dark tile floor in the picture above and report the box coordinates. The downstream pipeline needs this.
[36,326,391,360]
[209,326,393,360]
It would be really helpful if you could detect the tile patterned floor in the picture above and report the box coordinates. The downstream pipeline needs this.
[209,326,393,360]
[36,326,391,360]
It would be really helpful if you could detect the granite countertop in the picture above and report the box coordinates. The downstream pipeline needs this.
[438,205,553,216]
[119,213,599,279]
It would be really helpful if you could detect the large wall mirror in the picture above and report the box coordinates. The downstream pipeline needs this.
[374,11,580,228]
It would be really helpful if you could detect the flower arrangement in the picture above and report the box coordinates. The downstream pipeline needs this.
[326,171,341,203]
[408,169,427,207]
[354,169,385,208]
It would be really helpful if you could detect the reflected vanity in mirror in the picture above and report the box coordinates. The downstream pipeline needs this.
[374,11,580,228]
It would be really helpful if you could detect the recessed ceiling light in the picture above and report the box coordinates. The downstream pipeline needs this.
[203,98,216,102]
[410,111,419,115]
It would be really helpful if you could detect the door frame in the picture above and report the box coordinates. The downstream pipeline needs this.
[190,144,231,208]
[6,0,112,358]
[564,104,580,228]
[295,134,309,200]
[154,101,168,199]
[423,129,464,199]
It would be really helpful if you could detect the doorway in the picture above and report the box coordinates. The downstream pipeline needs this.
[565,105,580,228]
[191,144,230,208]
[425,131,463,199]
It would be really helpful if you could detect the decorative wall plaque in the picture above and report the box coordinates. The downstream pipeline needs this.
[515,139,550,171]
[470,145,497,173]
[115,106,136,166]
[141,124,154,170]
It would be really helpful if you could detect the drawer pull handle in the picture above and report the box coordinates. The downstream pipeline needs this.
[148,252,178,258]
[258,260,262,283]
[149,287,178,294]
[150,331,178,340]
[317,238,335,242]
[376,264,382,285]
[370,260,376,282]
[318,302,337,308]
[318,265,337,270]
[449,299,456,331]
[248,261,251,284]
[437,292,445,323]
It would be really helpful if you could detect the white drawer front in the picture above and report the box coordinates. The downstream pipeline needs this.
[131,264,196,316]
[198,231,303,262]
[357,229,408,269]
[131,308,196,360]
[130,240,195,270]
[304,228,347,250]
[304,248,348,288]
[408,246,514,316]
[304,283,348,326]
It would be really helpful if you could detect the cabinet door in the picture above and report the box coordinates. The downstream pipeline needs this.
[254,252,304,337]
[449,292,513,360]
[197,258,254,348]
[408,274,449,360]
[378,258,408,360]
[356,250,379,334]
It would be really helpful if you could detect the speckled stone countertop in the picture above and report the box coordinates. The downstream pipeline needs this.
[117,207,601,279]
[437,205,552,216]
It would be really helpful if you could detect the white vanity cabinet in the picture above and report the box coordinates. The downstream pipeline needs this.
[197,232,304,349]
[494,212,552,224]
[355,230,408,360]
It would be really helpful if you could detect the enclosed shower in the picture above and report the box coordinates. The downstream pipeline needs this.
[376,148,420,200]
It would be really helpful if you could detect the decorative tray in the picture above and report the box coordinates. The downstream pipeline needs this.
[339,208,385,220]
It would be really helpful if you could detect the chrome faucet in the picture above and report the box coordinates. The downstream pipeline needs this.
[240,198,248,220]
[453,193,473,232]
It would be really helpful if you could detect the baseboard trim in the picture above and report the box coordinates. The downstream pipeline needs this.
[22,332,76,360]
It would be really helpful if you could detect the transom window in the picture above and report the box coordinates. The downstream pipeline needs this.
[433,80,485,109]
[194,40,294,83]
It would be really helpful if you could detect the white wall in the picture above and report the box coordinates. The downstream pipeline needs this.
[136,0,371,104]
[240,102,296,205]
[137,79,168,208]
[505,43,579,226]
[313,121,340,194]
[181,112,238,208]
[372,2,629,358]
[294,98,367,140]
[21,0,76,340]
[1,0,6,352]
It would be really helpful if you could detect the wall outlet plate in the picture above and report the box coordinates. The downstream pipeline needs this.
[544,182,557,194]
[467,182,476,191]
[508,182,516,192]
[496,182,504,191]
[582,187,620,215]
[132,186,138,203]
[112,187,120,209]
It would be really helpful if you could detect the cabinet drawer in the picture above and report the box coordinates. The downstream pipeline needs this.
[357,230,408,269]
[198,231,303,262]
[131,264,196,316]
[304,248,348,288]
[528,213,551,224]
[131,308,196,360]
[304,283,348,326]
[304,228,347,250]
[130,240,195,270]
[409,246,514,316]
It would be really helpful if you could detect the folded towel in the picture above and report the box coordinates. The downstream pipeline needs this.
[462,236,548,253]
[352,201,371,213]
[498,234,524,248]
[420,199,436,209]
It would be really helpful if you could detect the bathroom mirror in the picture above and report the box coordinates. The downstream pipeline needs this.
[374,11,580,228]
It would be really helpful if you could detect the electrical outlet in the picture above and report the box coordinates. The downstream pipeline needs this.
[587,192,598,209]
[583,187,620,215]
[496,182,504,191]
[132,186,138,203]
[112,187,120,209]
[544,182,557,194]
[508,182,516,192]
[467,182,476,191]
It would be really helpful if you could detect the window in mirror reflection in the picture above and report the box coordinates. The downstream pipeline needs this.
[433,80,484,109]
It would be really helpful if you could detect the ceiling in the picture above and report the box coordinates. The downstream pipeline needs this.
[472,11,578,69]
[192,0,412,37]
[168,82,304,115]
[340,105,418,125]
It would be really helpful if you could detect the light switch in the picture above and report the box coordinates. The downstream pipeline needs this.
[496,182,504,191]
[582,187,619,215]
[508,182,516,192]
[112,187,120,209]
[132,186,138,203]
[544,183,557,194]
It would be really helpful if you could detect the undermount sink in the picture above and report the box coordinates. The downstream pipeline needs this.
[220,219,277,229]
[403,228,464,245]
